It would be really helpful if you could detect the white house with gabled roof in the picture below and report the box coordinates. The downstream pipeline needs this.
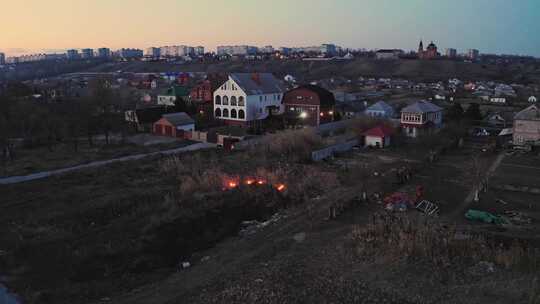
[213,73,284,126]
[400,100,443,138]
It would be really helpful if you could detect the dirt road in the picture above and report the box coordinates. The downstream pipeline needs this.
[0,142,215,185]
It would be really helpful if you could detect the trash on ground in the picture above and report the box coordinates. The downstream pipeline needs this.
[465,209,508,225]
[415,200,440,216]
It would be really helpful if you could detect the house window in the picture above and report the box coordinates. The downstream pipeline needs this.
[215,95,221,105]
[223,96,229,105]
[223,108,229,118]
[215,108,222,117]
[238,109,245,119]
[230,96,237,106]
[231,109,237,118]
[260,96,263,102]
[238,96,245,106]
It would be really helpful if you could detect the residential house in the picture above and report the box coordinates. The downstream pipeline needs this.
[213,73,284,126]
[364,101,395,118]
[484,111,515,129]
[153,112,195,138]
[400,101,443,138]
[189,74,227,115]
[363,125,395,148]
[157,85,190,106]
[513,105,540,146]
[283,84,336,126]
[125,106,169,132]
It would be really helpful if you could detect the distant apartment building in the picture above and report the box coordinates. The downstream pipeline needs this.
[216,45,258,56]
[145,47,161,58]
[259,45,275,54]
[97,48,111,58]
[81,48,94,59]
[158,45,199,57]
[320,44,337,56]
[278,47,292,55]
[9,53,62,63]
[375,49,403,60]
[194,46,205,56]
[66,49,80,60]
[0,53,5,65]
[118,48,143,59]
[468,49,480,60]
[445,48,457,58]
[6,57,19,64]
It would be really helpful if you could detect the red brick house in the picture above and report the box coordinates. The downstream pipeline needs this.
[153,112,195,138]
[283,85,336,127]
[190,74,227,115]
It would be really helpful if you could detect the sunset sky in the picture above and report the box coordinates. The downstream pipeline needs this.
[1,0,539,56]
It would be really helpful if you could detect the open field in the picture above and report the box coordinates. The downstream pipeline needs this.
[2,133,540,304]
[1,138,192,177]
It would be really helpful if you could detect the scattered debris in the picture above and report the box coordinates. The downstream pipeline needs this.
[504,211,533,226]
[239,213,284,236]
[293,232,306,243]
[468,261,496,276]
[200,256,211,262]
[383,192,414,212]
[415,200,440,216]
[179,261,191,270]
[254,278,264,283]
[496,198,508,205]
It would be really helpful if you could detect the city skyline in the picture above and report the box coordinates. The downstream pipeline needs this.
[1,0,539,57]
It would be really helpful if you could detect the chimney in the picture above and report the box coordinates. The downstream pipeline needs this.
[251,73,261,85]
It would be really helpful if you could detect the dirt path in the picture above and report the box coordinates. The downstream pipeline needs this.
[0,142,216,185]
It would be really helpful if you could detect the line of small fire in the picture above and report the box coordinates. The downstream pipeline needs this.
[223,178,286,192]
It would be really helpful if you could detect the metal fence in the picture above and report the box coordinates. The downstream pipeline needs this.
[311,139,360,161]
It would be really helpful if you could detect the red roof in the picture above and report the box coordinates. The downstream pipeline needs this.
[363,125,395,137]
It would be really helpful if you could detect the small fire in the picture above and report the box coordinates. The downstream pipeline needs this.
[228,181,238,188]
[276,184,286,192]
[257,180,265,185]
[245,179,255,185]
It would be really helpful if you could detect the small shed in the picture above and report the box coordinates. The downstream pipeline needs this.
[153,112,195,138]
[363,125,395,148]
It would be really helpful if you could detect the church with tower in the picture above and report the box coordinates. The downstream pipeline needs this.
[418,40,439,59]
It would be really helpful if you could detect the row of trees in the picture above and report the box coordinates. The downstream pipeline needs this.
[0,78,131,162]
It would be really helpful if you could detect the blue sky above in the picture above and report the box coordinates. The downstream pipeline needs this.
[1,0,539,56]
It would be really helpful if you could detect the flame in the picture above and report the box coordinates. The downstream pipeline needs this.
[245,179,255,185]
[228,181,238,188]
[276,184,286,192]
[257,180,265,185]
